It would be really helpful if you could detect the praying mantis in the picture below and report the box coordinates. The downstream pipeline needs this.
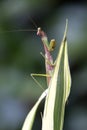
[31,27,56,88]
[1,20,57,89]
[1,23,56,88]
[5,21,66,90]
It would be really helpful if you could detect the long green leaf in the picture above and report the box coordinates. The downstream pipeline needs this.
[42,20,71,130]
[22,89,48,130]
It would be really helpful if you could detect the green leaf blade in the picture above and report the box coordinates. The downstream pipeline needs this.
[22,89,48,130]
[42,20,71,130]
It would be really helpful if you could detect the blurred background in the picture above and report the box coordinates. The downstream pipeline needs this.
[0,0,87,130]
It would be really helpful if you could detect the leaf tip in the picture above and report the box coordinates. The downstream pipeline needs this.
[63,19,68,42]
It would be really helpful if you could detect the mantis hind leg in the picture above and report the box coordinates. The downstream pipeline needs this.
[31,73,50,90]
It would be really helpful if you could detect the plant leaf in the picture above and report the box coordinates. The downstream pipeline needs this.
[22,89,48,130]
[42,20,71,130]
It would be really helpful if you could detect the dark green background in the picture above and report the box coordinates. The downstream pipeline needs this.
[0,0,87,130]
